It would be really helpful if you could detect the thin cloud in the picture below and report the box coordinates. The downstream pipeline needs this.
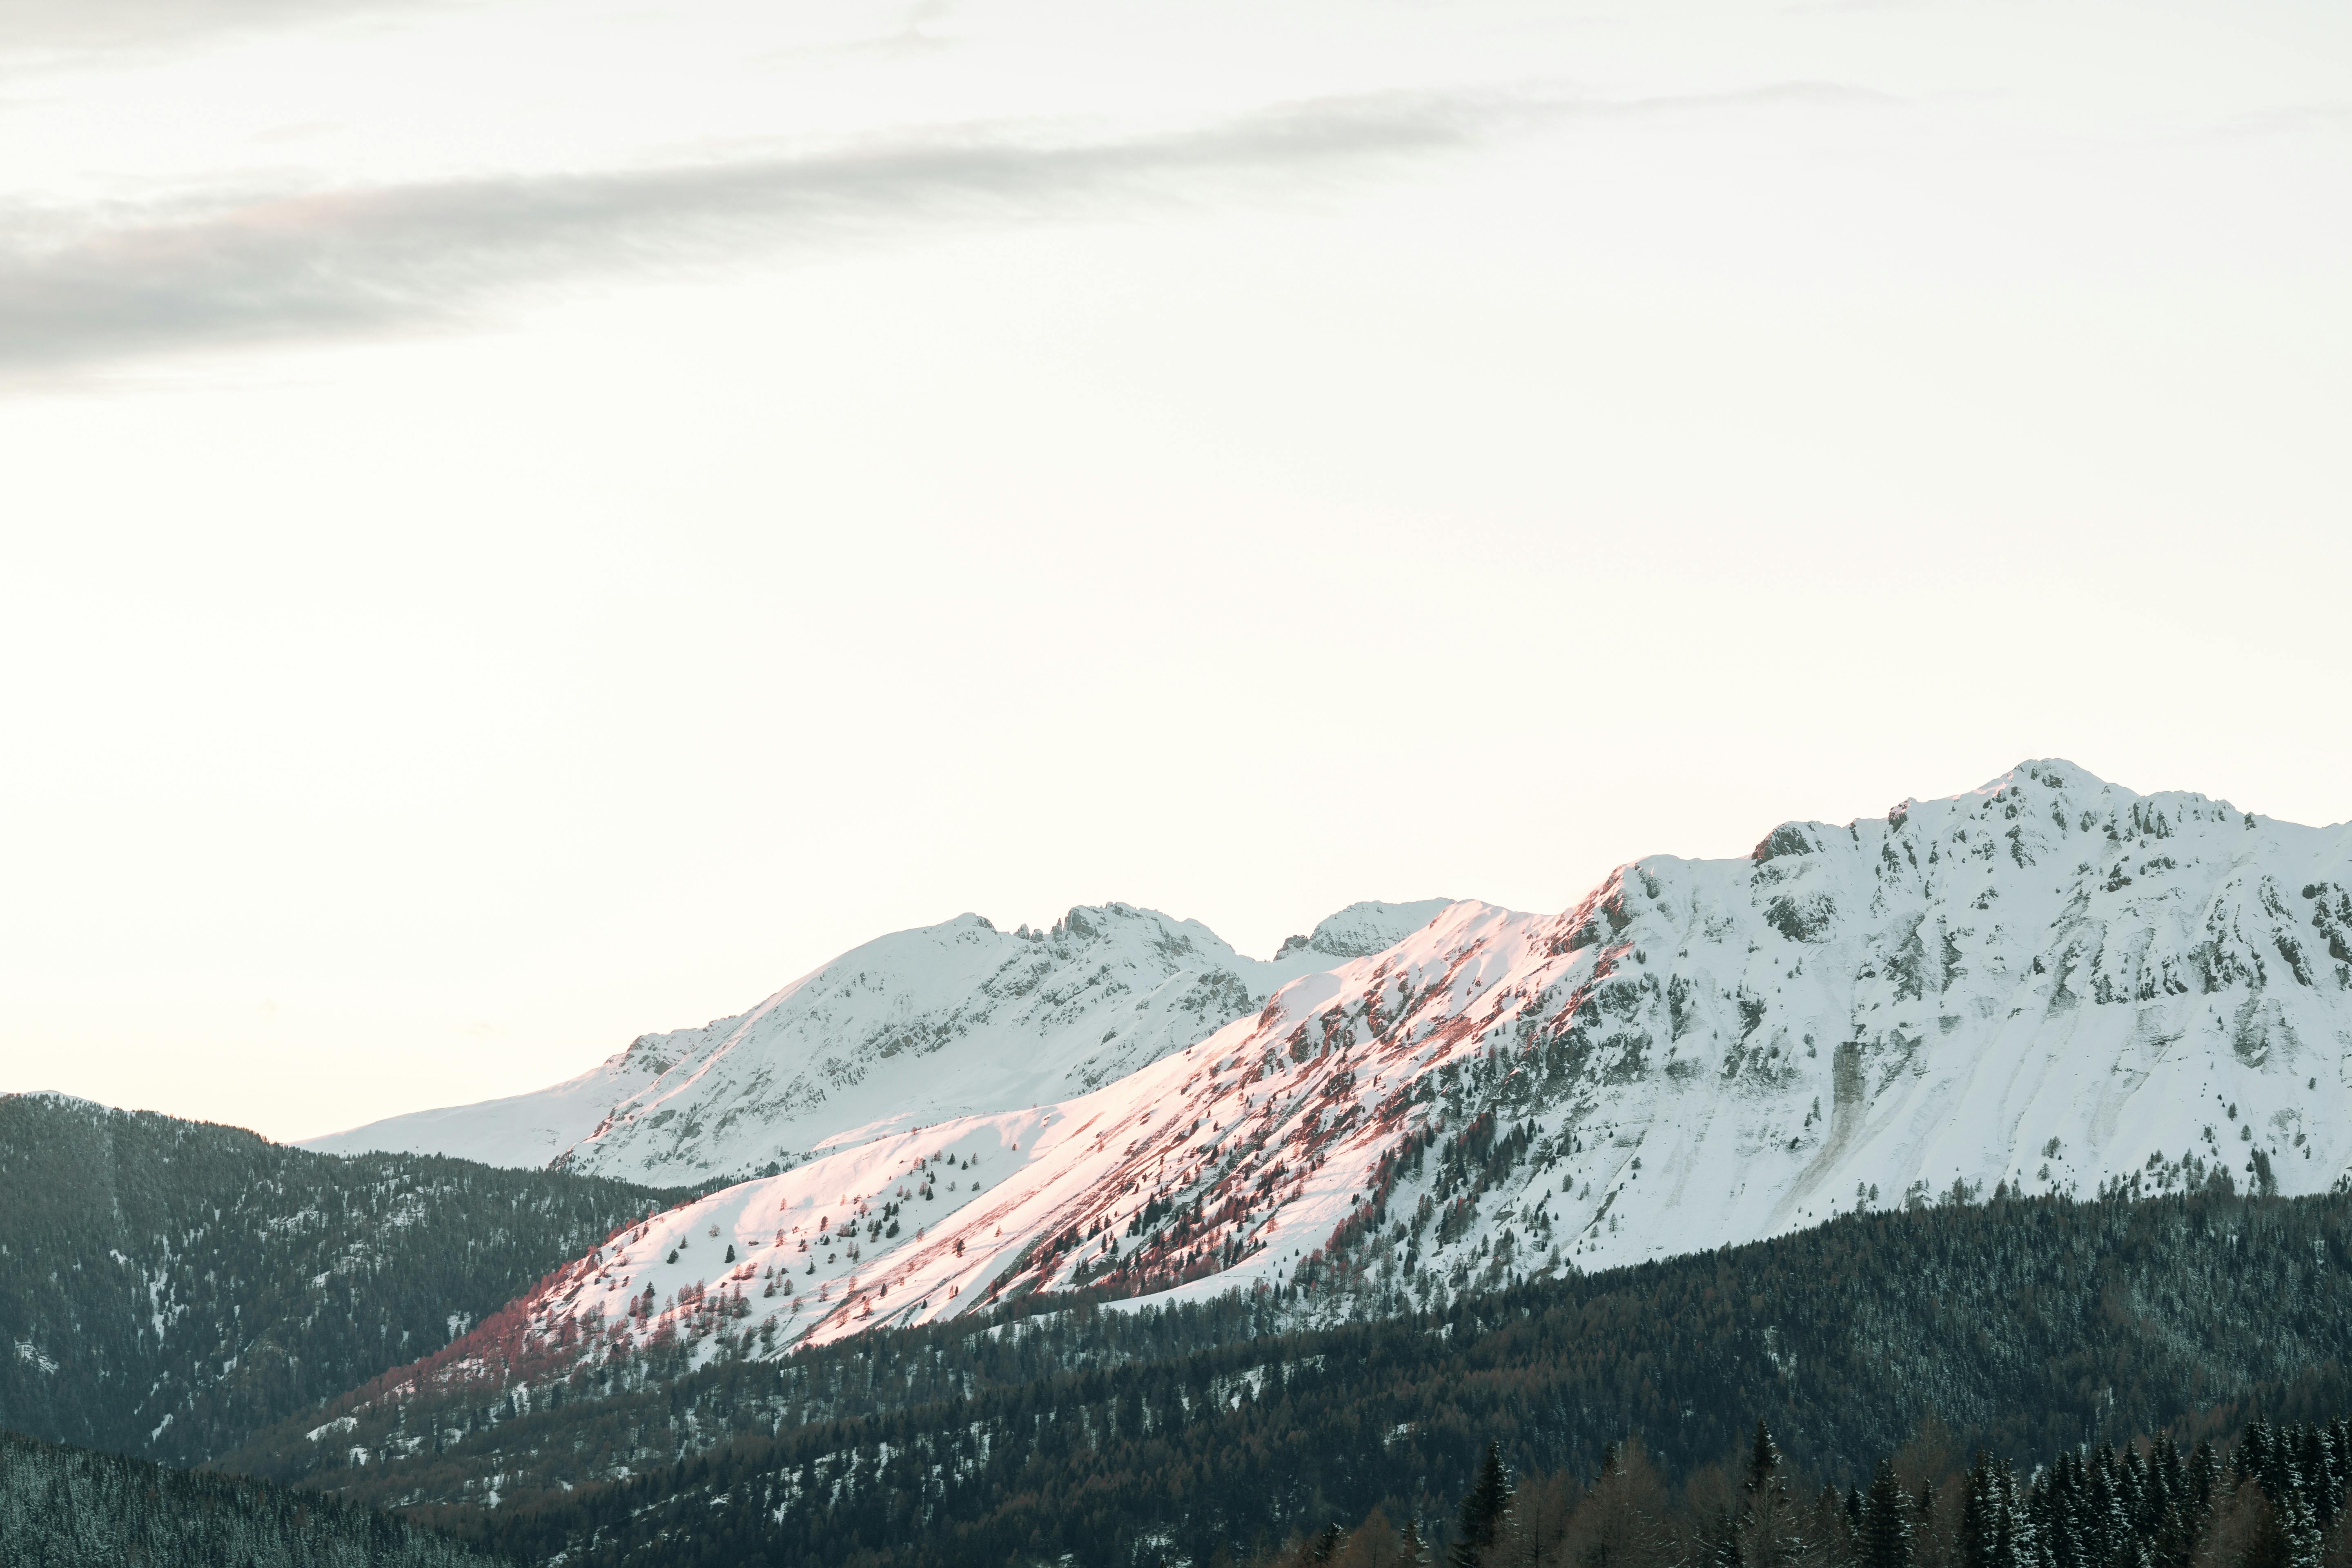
[0,95,1490,375]
[0,84,1886,376]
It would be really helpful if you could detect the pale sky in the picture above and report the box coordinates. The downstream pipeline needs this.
[2,0,2347,1145]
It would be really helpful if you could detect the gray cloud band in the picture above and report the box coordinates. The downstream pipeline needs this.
[0,95,1494,376]
[0,84,1881,376]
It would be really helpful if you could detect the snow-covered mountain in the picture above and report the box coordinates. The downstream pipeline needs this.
[379,760,2352,1396]
[305,899,1455,1183]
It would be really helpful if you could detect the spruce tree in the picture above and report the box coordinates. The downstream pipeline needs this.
[1745,1422,1784,1501]
[1863,1459,1914,1568]
[1450,1442,1514,1568]
[2145,1436,2180,1532]
[1738,1420,1799,1568]
[2297,1427,2332,1522]
[1960,1453,1996,1568]
[2264,1443,2303,1511]
[2089,1452,2129,1565]
[2285,1492,2323,1568]
[2239,1420,2275,1495]
[2187,1440,2220,1532]
[1995,1459,2036,1568]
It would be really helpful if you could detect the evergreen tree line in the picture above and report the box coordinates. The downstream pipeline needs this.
[1274,1413,2352,1568]
[0,1093,695,1466]
[238,1189,2352,1568]
[219,1272,1301,1499]
[0,1425,492,1567]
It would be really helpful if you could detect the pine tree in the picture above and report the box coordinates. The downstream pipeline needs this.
[1994,1459,2036,1568]
[2284,1492,2323,1568]
[1450,1442,1514,1568]
[1745,1422,1784,1501]
[2123,1445,2152,1535]
[1863,1459,1915,1568]
[2144,1436,2179,1534]
[2297,1427,2332,1523]
[1960,1453,1997,1568]
[2187,1440,2220,1532]
[2239,1421,2275,1495]
[2089,1450,2130,1565]
[1738,1421,1800,1568]
[2264,1443,2303,1512]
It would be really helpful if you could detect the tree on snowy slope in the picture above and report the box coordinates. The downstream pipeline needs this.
[1452,1441,1515,1568]
[1955,1452,2034,1568]
[1735,1419,1807,1568]
[0,1427,484,1566]
[0,1091,690,1468]
[1860,1461,1914,1568]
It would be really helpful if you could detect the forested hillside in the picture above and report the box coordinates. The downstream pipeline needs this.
[228,1190,2352,1567]
[0,1093,692,1467]
[0,1425,492,1567]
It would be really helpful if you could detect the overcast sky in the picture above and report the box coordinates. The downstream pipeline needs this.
[2,0,2348,1144]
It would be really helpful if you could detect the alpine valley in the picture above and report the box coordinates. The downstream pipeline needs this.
[12,757,2352,1568]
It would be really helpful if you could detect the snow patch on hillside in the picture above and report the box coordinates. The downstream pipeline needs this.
[303,1045,670,1169]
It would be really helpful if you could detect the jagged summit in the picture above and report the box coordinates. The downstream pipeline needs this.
[305,897,1469,1181]
[1299,898,1457,958]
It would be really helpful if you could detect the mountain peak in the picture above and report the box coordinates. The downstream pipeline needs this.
[1303,898,1459,959]
[309,898,1462,1181]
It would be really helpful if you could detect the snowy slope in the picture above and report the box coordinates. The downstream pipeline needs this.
[301,1049,668,1169]
[305,899,1455,1181]
[394,760,2352,1393]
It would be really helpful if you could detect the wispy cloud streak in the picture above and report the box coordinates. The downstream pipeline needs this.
[0,94,1497,375]
[0,83,1886,374]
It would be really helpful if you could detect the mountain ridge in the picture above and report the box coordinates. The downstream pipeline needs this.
[300,760,2352,1414]
[303,897,1457,1182]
